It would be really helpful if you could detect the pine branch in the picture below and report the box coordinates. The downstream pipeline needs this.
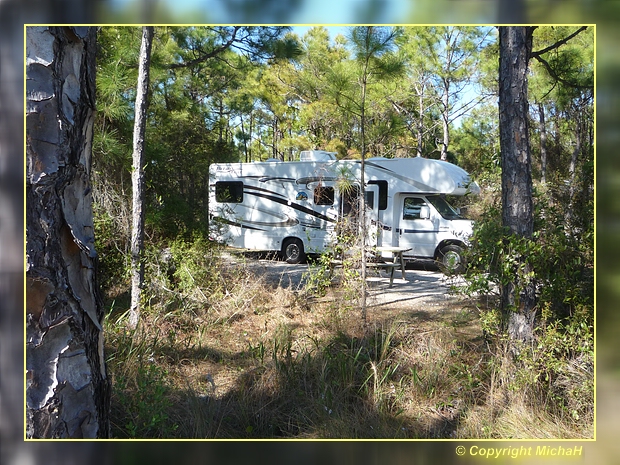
[168,27,241,69]
[529,26,593,90]
[530,26,588,59]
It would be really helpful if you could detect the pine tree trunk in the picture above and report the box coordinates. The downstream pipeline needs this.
[416,83,424,158]
[359,54,369,327]
[129,26,154,329]
[26,26,110,438]
[440,81,450,161]
[566,109,583,232]
[538,102,548,184]
[498,26,537,343]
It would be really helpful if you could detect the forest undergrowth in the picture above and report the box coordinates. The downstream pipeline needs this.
[101,236,593,440]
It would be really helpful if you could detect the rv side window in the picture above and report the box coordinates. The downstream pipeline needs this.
[368,180,388,210]
[365,191,375,210]
[215,181,244,203]
[403,197,427,220]
[314,186,335,205]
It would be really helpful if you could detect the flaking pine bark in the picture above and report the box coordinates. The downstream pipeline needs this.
[26,26,110,438]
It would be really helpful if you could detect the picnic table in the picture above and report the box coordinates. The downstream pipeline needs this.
[368,246,411,287]
[329,246,412,288]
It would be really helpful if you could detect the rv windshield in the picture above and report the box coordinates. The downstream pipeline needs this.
[426,195,462,220]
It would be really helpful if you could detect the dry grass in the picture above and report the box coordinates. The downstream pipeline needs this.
[103,248,593,439]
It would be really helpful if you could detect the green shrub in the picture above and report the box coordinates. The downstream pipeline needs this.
[93,207,130,295]
[462,186,593,322]
[168,233,221,294]
[113,362,179,438]
[512,312,594,423]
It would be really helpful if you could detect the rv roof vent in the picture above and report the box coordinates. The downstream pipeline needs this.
[300,150,337,162]
[265,158,281,162]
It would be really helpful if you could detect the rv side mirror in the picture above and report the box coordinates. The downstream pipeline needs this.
[420,205,430,219]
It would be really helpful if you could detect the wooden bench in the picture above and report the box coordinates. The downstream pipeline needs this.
[329,259,401,288]
[366,261,401,287]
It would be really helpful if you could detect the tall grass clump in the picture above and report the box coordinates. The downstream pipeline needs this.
[104,311,179,438]
[101,230,256,437]
[234,322,411,438]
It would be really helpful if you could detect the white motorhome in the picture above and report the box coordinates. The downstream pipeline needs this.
[208,150,480,271]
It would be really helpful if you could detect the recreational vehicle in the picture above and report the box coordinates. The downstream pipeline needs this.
[208,150,480,272]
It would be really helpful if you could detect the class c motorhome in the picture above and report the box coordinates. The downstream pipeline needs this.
[208,150,480,272]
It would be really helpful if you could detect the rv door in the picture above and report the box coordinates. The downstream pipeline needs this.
[365,184,380,247]
[397,195,437,258]
[337,184,360,239]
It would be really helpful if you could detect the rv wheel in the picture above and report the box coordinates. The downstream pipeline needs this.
[438,245,465,275]
[283,238,305,264]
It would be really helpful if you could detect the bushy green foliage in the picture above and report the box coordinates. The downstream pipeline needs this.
[512,312,594,423]
[168,234,221,293]
[93,205,130,295]
[303,252,336,296]
[463,183,593,323]
[105,310,180,438]
[460,179,593,428]
[303,220,363,300]
[136,232,225,315]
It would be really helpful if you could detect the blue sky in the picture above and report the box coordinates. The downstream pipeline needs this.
[109,0,411,23]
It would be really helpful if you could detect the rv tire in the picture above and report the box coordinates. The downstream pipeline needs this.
[282,238,305,264]
[438,244,465,275]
